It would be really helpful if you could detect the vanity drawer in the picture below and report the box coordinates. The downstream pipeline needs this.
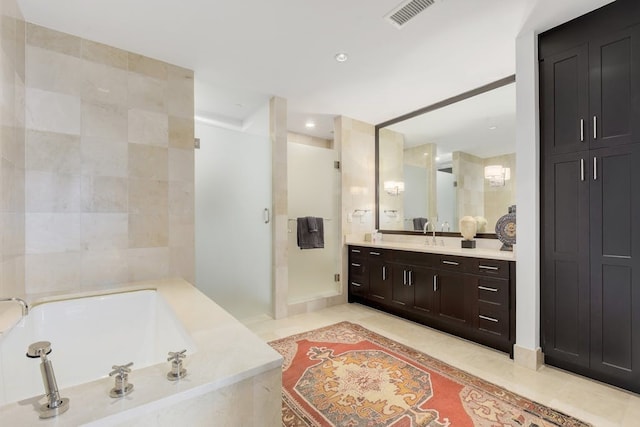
[437,255,472,273]
[476,277,509,307]
[470,259,509,279]
[349,246,368,260]
[477,302,509,337]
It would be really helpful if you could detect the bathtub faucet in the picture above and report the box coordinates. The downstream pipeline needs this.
[109,362,134,398]
[167,349,187,381]
[0,297,29,316]
[26,341,70,419]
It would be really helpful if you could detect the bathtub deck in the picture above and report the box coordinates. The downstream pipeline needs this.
[0,279,283,426]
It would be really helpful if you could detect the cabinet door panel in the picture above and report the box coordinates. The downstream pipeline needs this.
[369,260,391,302]
[411,266,437,314]
[391,266,412,308]
[542,153,590,367]
[541,45,589,155]
[435,271,471,324]
[590,145,640,386]
[590,25,640,146]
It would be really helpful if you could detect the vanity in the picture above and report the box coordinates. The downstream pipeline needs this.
[348,241,515,356]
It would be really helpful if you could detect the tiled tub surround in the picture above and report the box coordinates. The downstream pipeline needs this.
[23,24,195,294]
[0,279,283,426]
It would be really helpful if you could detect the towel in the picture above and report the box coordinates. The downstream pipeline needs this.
[297,217,324,249]
[413,217,428,231]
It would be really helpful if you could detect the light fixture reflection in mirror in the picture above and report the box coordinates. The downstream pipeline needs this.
[484,165,511,187]
[384,181,405,195]
[375,76,516,236]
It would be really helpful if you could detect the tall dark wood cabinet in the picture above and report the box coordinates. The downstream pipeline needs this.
[540,0,640,393]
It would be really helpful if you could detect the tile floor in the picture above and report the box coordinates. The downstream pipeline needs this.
[244,302,640,427]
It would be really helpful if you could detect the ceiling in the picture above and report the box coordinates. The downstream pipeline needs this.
[17,0,614,139]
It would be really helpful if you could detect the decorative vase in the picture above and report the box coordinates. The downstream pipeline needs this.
[459,216,477,248]
[495,205,516,251]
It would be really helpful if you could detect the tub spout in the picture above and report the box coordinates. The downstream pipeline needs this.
[26,341,70,419]
[0,297,29,316]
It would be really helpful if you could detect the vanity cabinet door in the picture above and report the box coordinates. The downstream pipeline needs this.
[411,266,437,314]
[433,270,472,325]
[390,265,413,308]
[369,259,391,302]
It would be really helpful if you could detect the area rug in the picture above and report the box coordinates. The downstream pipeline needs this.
[269,321,590,427]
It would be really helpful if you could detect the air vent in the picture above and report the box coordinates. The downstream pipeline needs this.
[385,0,435,29]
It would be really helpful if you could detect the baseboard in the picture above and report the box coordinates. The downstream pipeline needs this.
[513,344,543,370]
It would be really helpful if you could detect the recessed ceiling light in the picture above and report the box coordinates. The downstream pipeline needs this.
[423,153,429,156]
[435,156,440,161]
[305,121,316,128]
[489,126,497,130]
[334,52,348,62]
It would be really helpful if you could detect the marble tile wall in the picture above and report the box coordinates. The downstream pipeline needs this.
[23,24,194,293]
[378,128,404,231]
[0,0,25,297]
[453,151,484,224]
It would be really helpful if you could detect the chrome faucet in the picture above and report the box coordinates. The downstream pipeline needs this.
[422,220,430,235]
[166,349,187,381]
[0,297,29,316]
[26,341,69,419]
[423,221,437,245]
[109,362,134,398]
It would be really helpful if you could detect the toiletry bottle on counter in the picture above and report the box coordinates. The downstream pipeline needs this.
[372,230,378,243]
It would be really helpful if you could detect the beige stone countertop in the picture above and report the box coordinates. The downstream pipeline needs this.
[346,238,516,261]
[0,279,283,426]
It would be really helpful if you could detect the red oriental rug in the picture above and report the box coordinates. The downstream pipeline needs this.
[269,321,590,427]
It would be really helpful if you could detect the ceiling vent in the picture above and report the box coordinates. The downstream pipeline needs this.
[385,0,435,29]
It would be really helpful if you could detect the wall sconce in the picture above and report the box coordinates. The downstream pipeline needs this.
[484,165,511,187]
[384,181,405,195]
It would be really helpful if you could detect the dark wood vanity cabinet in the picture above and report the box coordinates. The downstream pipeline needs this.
[540,0,640,393]
[348,246,515,355]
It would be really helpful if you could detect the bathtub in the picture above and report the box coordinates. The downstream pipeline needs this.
[0,289,196,406]
[0,279,282,426]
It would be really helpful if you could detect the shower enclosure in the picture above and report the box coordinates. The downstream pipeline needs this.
[287,138,341,304]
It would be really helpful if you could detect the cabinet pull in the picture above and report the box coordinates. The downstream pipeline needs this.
[351,263,361,267]
[478,265,499,271]
[351,249,361,253]
[370,251,381,256]
[403,270,407,286]
[351,282,362,287]
[394,301,406,306]
[433,275,438,291]
[442,260,459,266]
[382,266,387,281]
[580,118,584,142]
[408,270,413,286]
[580,158,585,181]
[593,157,597,181]
[478,286,498,292]
[593,116,597,139]
[479,315,499,323]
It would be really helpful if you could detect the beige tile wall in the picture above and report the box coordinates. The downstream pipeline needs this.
[378,128,404,230]
[22,24,194,293]
[453,151,484,225]
[0,0,26,297]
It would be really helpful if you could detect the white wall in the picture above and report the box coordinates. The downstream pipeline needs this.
[515,30,540,352]
[194,104,272,320]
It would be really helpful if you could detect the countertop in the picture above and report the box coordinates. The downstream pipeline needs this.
[0,279,283,426]
[346,238,516,261]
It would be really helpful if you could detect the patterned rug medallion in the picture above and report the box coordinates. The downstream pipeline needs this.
[269,321,590,427]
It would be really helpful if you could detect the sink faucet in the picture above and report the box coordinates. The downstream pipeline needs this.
[26,341,69,419]
[423,221,437,245]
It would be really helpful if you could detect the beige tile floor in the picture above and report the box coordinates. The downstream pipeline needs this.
[244,303,640,427]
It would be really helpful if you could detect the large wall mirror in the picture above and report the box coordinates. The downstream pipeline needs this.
[375,76,516,237]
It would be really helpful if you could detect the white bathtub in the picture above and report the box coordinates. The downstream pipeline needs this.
[0,280,281,426]
[0,289,196,406]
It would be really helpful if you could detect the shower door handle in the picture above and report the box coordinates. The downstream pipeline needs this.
[263,208,270,224]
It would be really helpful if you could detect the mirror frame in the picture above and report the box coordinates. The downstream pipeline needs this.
[375,75,516,238]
